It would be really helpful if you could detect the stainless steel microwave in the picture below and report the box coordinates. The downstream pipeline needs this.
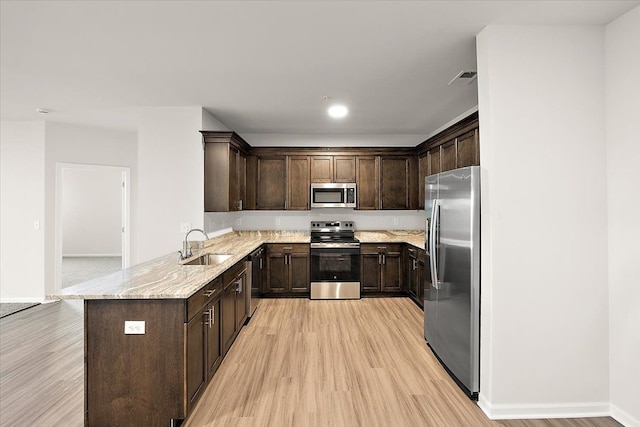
[310,183,357,208]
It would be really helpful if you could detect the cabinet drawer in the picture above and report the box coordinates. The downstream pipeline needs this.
[186,277,222,322]
[223,260,247,286]
[266,243,309,254]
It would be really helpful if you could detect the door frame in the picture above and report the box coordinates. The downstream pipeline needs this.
[54,163,131,292]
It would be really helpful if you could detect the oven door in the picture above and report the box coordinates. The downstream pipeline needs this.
[310,244,360,282]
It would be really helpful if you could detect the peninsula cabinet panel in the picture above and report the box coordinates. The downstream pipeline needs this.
[310,156,333,182]
[288,156,310,210]
[85,299,185,426]
[441,140,456,172]
[356,156,380,210]
[380,157,410,210]
[456,129,479,168]
[334,156,356,182]
[256,156,287,210]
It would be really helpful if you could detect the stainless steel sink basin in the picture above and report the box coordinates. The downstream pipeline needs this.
[182,253,232,266]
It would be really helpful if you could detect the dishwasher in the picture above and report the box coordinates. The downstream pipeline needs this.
[245,246,264,320]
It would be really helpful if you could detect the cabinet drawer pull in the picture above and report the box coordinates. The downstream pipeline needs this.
[204,289,215,297]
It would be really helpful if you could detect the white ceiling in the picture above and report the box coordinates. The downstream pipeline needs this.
[1,1,638,136]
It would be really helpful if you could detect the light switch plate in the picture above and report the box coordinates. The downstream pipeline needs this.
[124,321,145,335]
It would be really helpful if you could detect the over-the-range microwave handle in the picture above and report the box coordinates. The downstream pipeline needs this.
[430,199,440,290]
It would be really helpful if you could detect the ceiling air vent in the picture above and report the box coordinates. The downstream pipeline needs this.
[448,70,477,85]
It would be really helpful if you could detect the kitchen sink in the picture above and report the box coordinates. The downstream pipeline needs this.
[182,253,232,266]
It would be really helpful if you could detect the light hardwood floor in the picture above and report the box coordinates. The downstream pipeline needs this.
[0,298,620,427]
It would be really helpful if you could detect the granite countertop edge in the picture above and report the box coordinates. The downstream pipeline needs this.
[49,230,425,301]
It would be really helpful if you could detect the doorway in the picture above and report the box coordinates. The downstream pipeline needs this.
[55,164,131,290]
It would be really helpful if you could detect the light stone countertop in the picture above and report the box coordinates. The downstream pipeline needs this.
[51,229,425,301]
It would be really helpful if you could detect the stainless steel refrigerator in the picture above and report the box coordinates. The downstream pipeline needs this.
[424,165,480,399]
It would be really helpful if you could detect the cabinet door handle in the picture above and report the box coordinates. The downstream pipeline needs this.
[382,254,386,265]
[259,258,263,269]
[378,254,382,265]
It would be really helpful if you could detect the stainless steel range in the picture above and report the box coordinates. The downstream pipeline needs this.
[310,221,361,300]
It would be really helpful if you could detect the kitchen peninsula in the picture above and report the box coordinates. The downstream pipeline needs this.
[52,229,424,426]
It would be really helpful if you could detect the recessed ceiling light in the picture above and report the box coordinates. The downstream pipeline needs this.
[328,104,348,119]
[35,107,49,114]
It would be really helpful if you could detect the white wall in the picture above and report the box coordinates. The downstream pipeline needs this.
[0,122,46,302]
[476,26,609,418]
[605,6,640,426]
[204,209,424,233]
[137,107,228,262]
[62,168,122,256]
[243,133,425,147]
[45,122,137,295]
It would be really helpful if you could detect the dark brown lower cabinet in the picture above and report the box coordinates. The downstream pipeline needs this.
[85,261,248,426]
[407,246,426,308]
[264,244,309,295]
[360,243,403,294]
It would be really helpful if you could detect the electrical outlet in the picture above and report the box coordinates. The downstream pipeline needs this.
[180,223,191,233]
[124,321,145,335]
[236,218,242,226]
[275,217,281,227]
[393,217,399,226]
[34,220,40,230]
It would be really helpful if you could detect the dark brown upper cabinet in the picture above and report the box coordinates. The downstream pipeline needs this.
[380,156,417,210]
[355,156,380,210]
[256,156,287,210]
[201,132,250,212]
[310,155,356,183]
[287,156,310,210]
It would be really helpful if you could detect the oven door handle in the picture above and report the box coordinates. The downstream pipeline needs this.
[310,242,360,248]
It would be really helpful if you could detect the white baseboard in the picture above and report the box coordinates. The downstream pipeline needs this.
[478,396,610,420]
[611,404,640,427]
[62,254,121,257]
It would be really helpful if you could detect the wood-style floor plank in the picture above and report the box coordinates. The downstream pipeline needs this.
[0,298,621,427]
[0,300,84,427]
[183,298,621,427]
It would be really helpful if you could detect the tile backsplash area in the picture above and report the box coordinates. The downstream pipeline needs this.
[204,209,424,234]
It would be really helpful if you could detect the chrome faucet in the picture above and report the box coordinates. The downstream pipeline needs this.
[178,228,209,260]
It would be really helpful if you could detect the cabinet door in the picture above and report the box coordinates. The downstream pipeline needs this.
[221,283,237,355]
[235,271,247,330]
[204,142,231,212]
[380,157,410,210]
[356,156,379,210]
[428,146,441,176]
[288,156,310,210]
[229,147,239,211]
[418,154,428,210]
[360,245,381,293]
[381,245,403,292]
[456,130,479,168]
[186,311,206,409]
[417,256,425,308]
[334,156,356,182]
[407,249,418,298]
[266,251,288,293]
[310,156,333,182]
[257,156,287,209]
[206,299,221,380]
[238,152,247,210]
[289,252,310,293]
[441,140,456,172]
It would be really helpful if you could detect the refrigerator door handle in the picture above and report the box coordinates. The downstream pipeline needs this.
[430,199,439,290]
